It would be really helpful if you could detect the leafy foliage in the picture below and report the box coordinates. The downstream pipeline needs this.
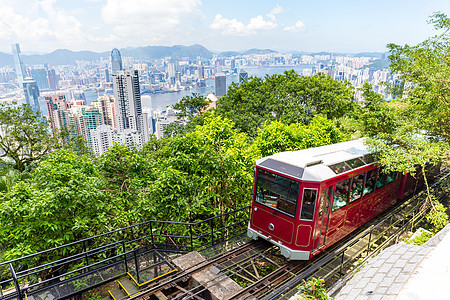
[298,277,332,300]
[171,93,210,121]
[253,116,343,157]
[358,13,450,232]
[216,71,355,136]
[405,229,433,246]
[147,113,259,221]
[0,149,107,261]
[0,102,57,171]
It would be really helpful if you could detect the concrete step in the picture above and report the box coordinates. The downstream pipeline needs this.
[118,277,140,296]
[108,284,127,300]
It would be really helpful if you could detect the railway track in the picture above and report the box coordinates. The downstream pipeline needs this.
[114,168,450,300]
[125,240,275,300]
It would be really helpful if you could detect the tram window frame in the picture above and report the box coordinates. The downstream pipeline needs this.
[332,178,351,212]
[376,167,388,190]
[386,171,397,185]
[300,188,318,221]
[363,169,378,196]
[349,173,365,203]
[254,169,299,218]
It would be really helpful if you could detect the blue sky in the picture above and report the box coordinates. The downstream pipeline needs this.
[0,0,449,54]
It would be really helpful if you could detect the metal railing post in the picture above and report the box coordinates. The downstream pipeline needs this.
[189,223,194,251]
[83,240,90,272]
[366,231,372,255]
[122,241,128,273]
[339,251,345,277]
[133,250,140,284]
[9,263,23,300]
[149,221,154,246]
[210,219,214,247]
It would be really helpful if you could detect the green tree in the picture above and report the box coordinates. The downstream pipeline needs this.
[0,149,108,261]
[99,144,156,226]
[387,12,450,142]
[0,102,57,171]
[216,71,355,136]
[171,93,210,121]
[361,13,450,175]
[253,116,343,157]
[147,113,259,221]
[360,13,450,221]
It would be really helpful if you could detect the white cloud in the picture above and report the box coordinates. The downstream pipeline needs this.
[284,20,306,33]
[248,15,277,31]
[0,5,52,41]
[210,14,247,35]
[267,4,284,21]
[210,14,276,36]
[0,0,95,52]
[101,0,201,44]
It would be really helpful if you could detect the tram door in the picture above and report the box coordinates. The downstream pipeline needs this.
[312,186,333,252]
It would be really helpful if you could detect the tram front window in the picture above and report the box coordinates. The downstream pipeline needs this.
[255,169,299,217]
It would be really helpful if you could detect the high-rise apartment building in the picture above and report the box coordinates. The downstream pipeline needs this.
[215,72,226,97]
[11,43,26,86]
[73,105,103,148]
[92,95,117,129]
[22,77,41,112]
[45,93,68,129]
[111,48,123,75]
[112,69,149,145]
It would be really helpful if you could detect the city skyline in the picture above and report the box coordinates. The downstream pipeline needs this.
[0,1,449,54]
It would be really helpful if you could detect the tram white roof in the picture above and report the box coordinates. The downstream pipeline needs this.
[256,138,373,182]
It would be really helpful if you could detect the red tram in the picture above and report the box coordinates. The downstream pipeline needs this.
[247,138,429,260]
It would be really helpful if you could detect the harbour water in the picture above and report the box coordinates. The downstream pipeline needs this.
[84,65,313,111]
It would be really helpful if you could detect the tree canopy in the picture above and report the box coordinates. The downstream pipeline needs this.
[0,102,57,171]
[216,71,356,136]
[358,13,450,176]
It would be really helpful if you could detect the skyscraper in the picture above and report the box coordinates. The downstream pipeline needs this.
[22,77,40,112]
[112,70,149,145]
[111,48,123,75]
[30,69,49,90]
[11,43,26,86]
[198,61,204,80]
[239,69,248,83]
[47,69,58,90]
[231,59,236,73]
[215,72,226,97]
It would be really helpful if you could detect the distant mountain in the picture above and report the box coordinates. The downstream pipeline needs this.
[119,44,214,60]
[367,59,390,70]
[354,52,386,59]
[0,45,388,68]
[219,51,241,57]
[23,49,107,66]
[0,52,13,67]
[0,44,214,68]
[243,48,278,55]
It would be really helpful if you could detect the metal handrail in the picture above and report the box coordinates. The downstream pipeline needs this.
[0,206,250,300]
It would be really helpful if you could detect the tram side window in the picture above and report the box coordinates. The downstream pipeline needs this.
[255,169,299,217]
[350,173,365,202]
[376,168,388,190]
[332,178,350,212]
[386,171,397,184]
[363,169,378,196]
[300,189,317,221]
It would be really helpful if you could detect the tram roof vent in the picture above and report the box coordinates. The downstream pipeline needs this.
[305,159,323,167]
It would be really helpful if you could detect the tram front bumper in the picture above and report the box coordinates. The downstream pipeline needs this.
[247,227,310,260]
